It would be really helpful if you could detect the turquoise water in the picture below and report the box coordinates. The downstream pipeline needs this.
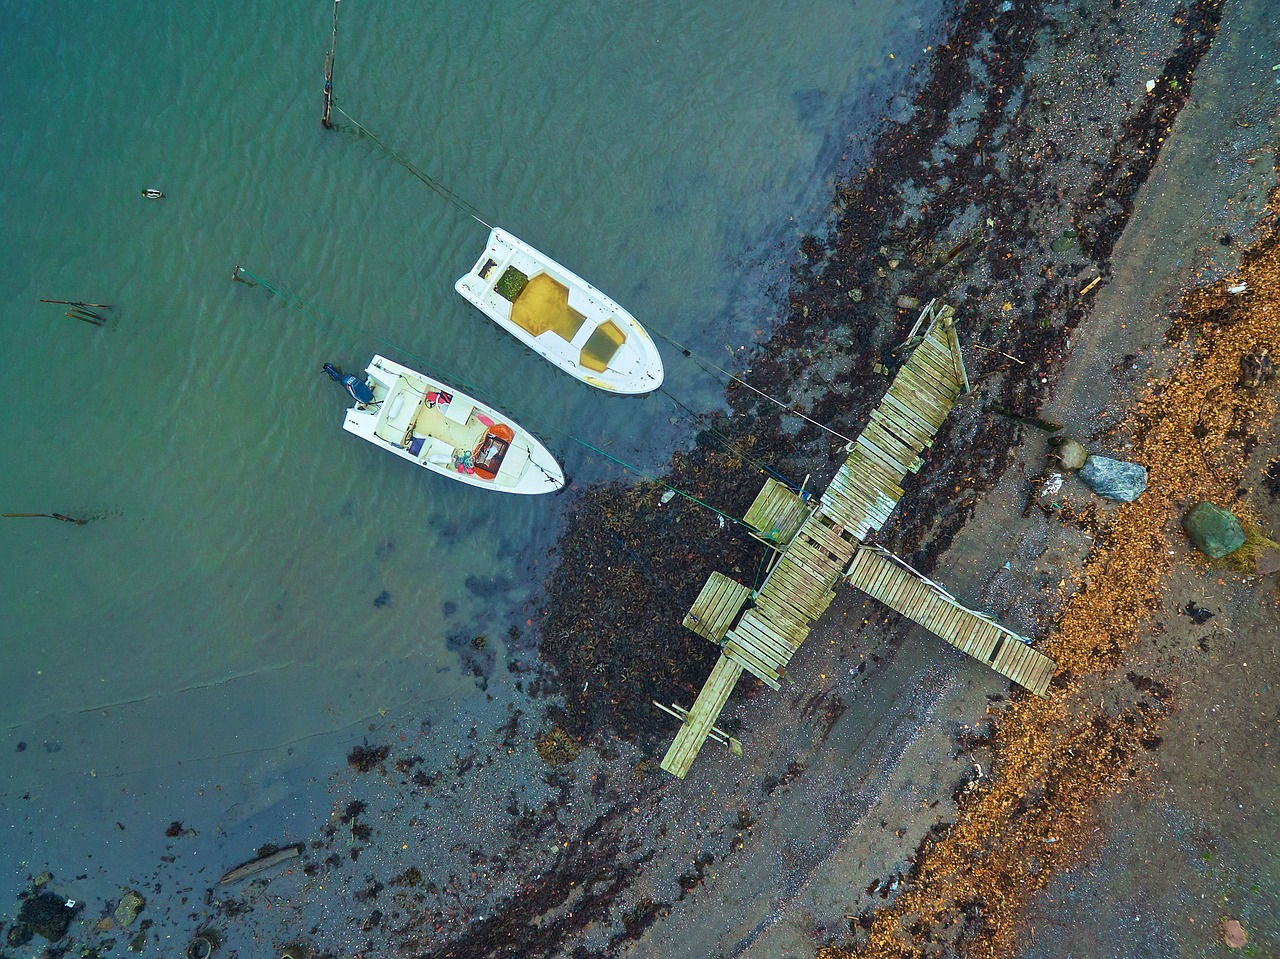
[0,0,941,906]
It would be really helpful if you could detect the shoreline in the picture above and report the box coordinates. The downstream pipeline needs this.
[7,1,1278,957]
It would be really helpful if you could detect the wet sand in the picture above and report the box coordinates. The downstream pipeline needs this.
[8,1,1278,957]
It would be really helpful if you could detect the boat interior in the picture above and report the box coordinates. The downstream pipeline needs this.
[374,374,489,468]
[501,269,626,372]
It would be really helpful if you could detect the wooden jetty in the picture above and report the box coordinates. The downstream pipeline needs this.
[660,300,1056,779]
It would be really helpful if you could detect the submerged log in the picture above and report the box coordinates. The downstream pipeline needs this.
[219,844,303,885]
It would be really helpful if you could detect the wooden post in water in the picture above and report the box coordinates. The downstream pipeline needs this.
[321,0,340,129]
[3,513,89,526]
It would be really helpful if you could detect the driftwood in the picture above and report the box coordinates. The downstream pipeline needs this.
[219,844,303,884]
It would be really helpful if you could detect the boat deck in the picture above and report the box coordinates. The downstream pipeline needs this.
[374,373,486,455]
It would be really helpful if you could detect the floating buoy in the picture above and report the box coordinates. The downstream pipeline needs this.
[141,188,165,199]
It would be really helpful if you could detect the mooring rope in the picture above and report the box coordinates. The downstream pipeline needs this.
[654,328,857,446]
[234,267,756,531]
[333,104,494,230]
[331,109,858,448]
[658,386,804,493]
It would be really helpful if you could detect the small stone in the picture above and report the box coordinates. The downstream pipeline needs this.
[887,258,901,270]
[1222,918,1247,949]
[32,872,52,888]
[114,890,146,929]
[847,287,863,301]
[1078,455,1147,502]
[896,295,920,310]
[1055,439,1088,470]
[1181,502,1246,559]
[1238,348,1273,389]
[1050,233,1079,255]
[1255,547,1280,576]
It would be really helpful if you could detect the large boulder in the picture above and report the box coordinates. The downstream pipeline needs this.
[1181,502,1246,558]
[1079,455,1147,502]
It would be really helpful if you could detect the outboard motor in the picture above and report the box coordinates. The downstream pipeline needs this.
[323,363,375,405]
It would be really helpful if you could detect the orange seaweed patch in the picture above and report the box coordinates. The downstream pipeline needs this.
[820,189,1280,959]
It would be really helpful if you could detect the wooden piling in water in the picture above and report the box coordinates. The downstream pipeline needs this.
[321,0,340,129]
[3,513,88,525]
[41,299,112,310]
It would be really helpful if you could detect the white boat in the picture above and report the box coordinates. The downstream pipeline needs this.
[328,355,565,495]
[454,227,664,394]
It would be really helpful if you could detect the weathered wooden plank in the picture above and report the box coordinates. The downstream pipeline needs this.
[855,555,901,600]
[946,615,988,656]
[743,478,811,546]
[660,655,745,778]
[940,321,971,393]
[747,608,805,654]
[989,640,1055,697]
[768,558,836,602]
[910,340,961,385]
[768,574,834,618]
[870,406,932,452]
[752,591,815,635]
[730,627,788,673]
[723,638,782,689]
[786,533,844,569]
[861,419,924,472]
[841,449,908,498]
[734,616,797,667]
[893,364,958,411]
[737,609,800,656]
[796,518,857,560]
[885,378,950,427]
[890,362,956,410]
[854,443,912,488]
[683,572,752,643]
[788,537,849,576]
[879,391,944,441]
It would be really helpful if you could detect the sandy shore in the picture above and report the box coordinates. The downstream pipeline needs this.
[8,1,1277,958]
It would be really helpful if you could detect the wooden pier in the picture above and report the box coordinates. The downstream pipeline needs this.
[660,301,1056,779]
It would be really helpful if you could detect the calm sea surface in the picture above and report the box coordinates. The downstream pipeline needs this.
[0,0,943,908]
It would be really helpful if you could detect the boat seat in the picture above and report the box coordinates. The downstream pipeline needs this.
[444,398,475,424]
[580,319,625,373]
[420,437,454,467]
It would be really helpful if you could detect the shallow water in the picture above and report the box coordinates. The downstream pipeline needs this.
[0,0,944,914]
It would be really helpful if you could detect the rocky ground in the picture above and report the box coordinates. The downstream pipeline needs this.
[5,1,1277,958]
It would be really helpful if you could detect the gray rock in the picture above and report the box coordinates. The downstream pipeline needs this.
[1181,502,1245,559]
[1055,439,1088,471]
[896,295,920,311]
[114,890,146,929]
[1078,455,1147,502]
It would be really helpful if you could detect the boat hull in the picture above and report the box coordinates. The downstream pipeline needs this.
[455,227,664,394]
[338,355,565,495]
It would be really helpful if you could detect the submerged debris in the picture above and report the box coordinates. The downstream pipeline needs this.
[219,844,303,885]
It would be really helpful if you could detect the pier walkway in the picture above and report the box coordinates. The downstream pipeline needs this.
[659,301,1056,779]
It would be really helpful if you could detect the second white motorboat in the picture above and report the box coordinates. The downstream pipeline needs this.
[455,227,664,394]
[324,355,565,495]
